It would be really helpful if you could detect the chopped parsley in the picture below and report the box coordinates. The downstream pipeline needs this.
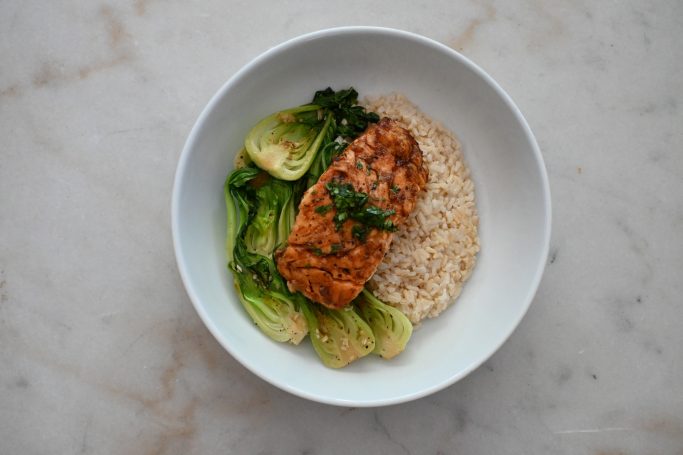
[324,180,398,239]
[325,180,368,216]
[314,204,332,215]
[356,161,364,170]
[352,224,369,242]
[391,185,400,194]
[308,244,342,257]
[352,204,396,231]
[311,87,380,137]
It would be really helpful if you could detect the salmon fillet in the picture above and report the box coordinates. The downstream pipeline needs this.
[275,118,429,309]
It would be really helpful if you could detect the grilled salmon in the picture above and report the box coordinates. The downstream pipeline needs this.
[275,118,428,308]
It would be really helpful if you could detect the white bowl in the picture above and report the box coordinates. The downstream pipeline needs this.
[172,27,551,406]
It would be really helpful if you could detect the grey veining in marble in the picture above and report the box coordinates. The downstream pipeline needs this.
[1,1,682,454]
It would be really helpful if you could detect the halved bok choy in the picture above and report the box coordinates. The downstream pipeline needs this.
[225,167,307,344]
[243,87,379,182]
[356,288,413,359]
[300,300,376,368]
[245,105,333,181]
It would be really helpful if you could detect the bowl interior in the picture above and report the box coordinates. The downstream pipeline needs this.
[173,28,550,406]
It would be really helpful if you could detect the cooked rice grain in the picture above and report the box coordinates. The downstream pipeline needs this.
[363,94,480,324]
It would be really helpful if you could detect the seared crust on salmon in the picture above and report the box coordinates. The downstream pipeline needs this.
[275,118,428,309]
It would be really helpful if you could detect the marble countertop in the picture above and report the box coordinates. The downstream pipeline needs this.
[2,1,682,453]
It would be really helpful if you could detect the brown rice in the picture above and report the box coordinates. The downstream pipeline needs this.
[363,94,480,324]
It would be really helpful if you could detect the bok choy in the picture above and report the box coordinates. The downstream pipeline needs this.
[245,105,332,181]
[244,87,379,182]
[300,300,376,368]
[356,288,413,359]
[225,87,413,368]
[225,167,307,344]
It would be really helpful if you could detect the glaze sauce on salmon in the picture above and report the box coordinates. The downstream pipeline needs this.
[276,118,429,309]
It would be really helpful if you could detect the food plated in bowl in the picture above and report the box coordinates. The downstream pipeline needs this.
[172,27,550,405]
[225,87,478,368]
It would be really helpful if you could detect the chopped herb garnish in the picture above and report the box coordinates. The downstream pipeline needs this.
[352,224,369,242]
[353,205,396,231]
[309,244,342,257]
[335,212,349,225]
[311,87,380,137]
[325,181,368,211]
[391,185,400,194]
[356,161,364,170]
[324,179,398,239]
[315,204,332,215]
